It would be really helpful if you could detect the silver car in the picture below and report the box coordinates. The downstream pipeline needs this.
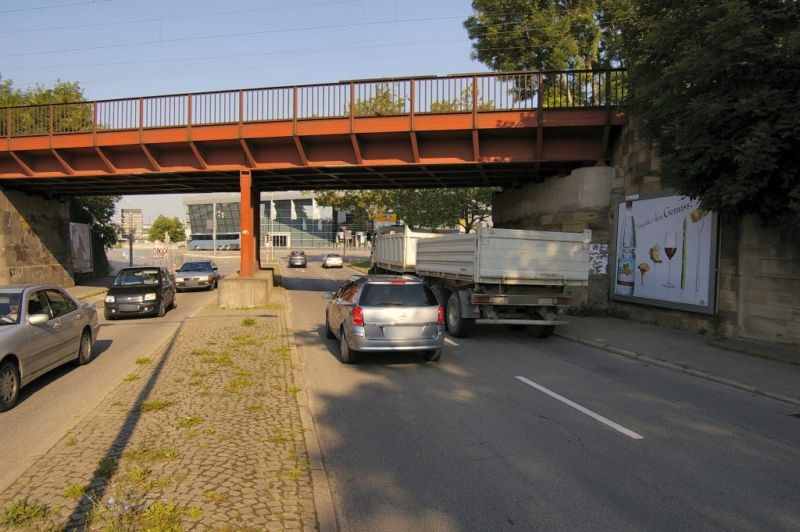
[321,253,344,268]
[0,285,100,411]
[323,275,444,364]
[173,260,220,291]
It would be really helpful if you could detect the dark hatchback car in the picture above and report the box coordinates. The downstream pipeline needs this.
[288,250,307,268]
[104,266,176,320]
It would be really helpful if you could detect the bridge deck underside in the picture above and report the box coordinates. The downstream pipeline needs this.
[0,109,624,195]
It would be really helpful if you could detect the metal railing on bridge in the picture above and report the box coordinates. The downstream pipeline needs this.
[1,69,626,138]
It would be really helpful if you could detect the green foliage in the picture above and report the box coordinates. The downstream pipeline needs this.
[625,0,800,227]
[430,87,494,112]
[73,195,121,250]
[2,499,48,526]
[389,188,495,232]
[464,0,634,71]
[464,0,635,105]
[349,83,406,116]
[147,215,186,243]
[313,187,495,233]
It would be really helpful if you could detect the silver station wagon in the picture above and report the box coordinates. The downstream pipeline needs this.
[323,275,444,364]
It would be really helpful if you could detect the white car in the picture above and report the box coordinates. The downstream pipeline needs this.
[321,253,344,268]
[0,285,100,411]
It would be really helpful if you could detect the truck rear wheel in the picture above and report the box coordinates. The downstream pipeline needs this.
[446,293,474,338]
[528,314,555,338]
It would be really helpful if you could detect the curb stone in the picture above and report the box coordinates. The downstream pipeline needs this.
[554,332,800,407]
[279,288,338,532]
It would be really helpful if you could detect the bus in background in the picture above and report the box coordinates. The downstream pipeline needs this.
[187,233,241,251]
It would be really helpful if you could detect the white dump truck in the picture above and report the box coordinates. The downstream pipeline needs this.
[370,226,592,338]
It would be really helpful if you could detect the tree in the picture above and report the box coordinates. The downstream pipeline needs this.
[390,188,495,233]
[148,215,186,243]
[313,187,495,233]
[349,83,406,117]
[73,196,121,249]
[464,0,635,105]
[624,0,800,227]
[464,0,634,71]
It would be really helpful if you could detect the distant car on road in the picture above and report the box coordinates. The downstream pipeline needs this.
[0,285,100,411]
[104,266,176,320]
[323,274,444,364]
[321,253,344,268]
[288,250,307,268]
[173,260,220,291]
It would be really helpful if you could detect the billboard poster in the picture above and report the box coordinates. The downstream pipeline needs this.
[611,193,716,313]
[70,222,93,274]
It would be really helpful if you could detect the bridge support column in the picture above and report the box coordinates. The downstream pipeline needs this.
[239,169,256,278]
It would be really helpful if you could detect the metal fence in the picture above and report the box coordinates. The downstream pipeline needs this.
[0,69,627,138]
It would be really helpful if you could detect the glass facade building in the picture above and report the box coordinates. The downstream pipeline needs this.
[183,192,342,250]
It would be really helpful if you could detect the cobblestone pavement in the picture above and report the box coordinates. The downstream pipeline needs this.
[0,297,319,530]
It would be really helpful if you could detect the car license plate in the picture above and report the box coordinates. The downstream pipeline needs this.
[119,304,139,312]
[382,327,421,339]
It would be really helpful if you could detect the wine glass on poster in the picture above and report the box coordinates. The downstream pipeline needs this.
[663,231,677,288]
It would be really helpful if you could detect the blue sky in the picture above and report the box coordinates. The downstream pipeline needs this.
[2,0,485,223]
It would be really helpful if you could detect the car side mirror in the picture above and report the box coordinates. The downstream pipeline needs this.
[322,293,333,300]
[29,314,49,325]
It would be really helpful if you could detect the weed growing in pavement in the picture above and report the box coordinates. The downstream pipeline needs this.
[62,484,85,499]
[231,333,261,348]
[203,490,228,503]
[124,447,179,463]
[65,435,76,446]
[86,483,183,530]
[226,375,254,392]
[134,357,151,365]
[2,499,49,527]
[97,458,118,478]
[193,348,233,366]
[186,507,203,520]
[269,430,290,445]
[242,317,257,326]
[177,415,203,428]
[287,385,301,394]
[248,404,265,412]
[139,399,172,412]
[287,468,301,480]
[272,346,291,358]
[288,450,299,462]
[126,467,149,486]
[123,374,140,382]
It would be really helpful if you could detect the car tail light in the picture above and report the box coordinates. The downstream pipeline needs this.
[437,306,445,325]
[352,306,364,326]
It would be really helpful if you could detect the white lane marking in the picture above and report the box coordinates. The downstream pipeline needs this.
[445,338,459,346]
[515,376,644,440]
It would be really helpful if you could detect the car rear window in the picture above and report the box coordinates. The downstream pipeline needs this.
[359,283,437,307]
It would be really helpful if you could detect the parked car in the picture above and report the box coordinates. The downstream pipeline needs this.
[288,250,307,268]
[323,274,445,364]
[0,285,100,411]
[321,253,344,268]
[104,266,176,320]
[173,260,220,291]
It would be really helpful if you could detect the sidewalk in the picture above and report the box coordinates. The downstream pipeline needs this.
[1,286,331,530]
[557,315,800,406]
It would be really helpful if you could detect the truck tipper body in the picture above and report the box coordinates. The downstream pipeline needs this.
[370,226,591,337]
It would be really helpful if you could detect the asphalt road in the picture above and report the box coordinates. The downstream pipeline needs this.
[285,256,800,531]
[0,251,241,494]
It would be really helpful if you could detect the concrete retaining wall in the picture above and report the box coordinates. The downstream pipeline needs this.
[0,189,73,286]
[217,269,274,309]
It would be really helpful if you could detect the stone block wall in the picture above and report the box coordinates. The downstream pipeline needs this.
[735,216,800,344]
[0,189,73,286]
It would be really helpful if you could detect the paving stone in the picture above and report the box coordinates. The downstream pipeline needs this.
[0,305,318,530]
